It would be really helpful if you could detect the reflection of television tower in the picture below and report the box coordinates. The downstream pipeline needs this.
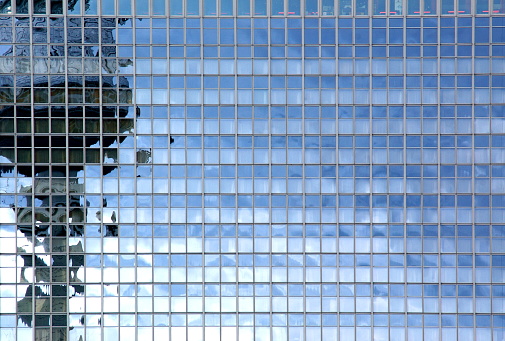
[0,15,140,340]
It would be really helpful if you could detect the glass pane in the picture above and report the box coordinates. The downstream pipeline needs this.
[322,0,334,15]
[51,119,65,133]
[86,149,100,163]
[272,0,284,15]
[204,0,217,14]
[493,0,505,13]
[69,150,83,163]
[17,149,30,163]
[1,148,14,162]
[442,0,455,14]
[458,0,470,13]
[424,0,436,14]
[1,0,12,13]
[170,0,182,15]
[136,0,148,14]
[35,119,49,133]
[51,0,62,14]
[238,0,250,15]
[18,119,31,133]
[288,0,299,15]
[153,0,166,14]
[119,0,131,15]
[67,0,80,14]
[52,149,66,163]
[187,0,199,14]
[305,0,317,14]
[356,0,368,14]
[34,0,46,13]
[101,0,115,15]
[69,119,83,133]
[35,149,49,163]
[407,0,420,14]
[373,0,386,15]
[476,0,489,13]
[221,0,233,14]
[85,0,97,13]
[17,0,28,13]
[339,0,352,14]
[390,0,402,14]
[254,0,266,14]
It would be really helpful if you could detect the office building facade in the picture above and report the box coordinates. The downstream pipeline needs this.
[0,0,504,340]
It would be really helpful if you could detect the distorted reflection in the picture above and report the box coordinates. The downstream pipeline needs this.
[0,14,135,340]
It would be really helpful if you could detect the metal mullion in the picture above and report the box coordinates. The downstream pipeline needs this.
[198,17,204,106]
[97,12,104,171]
[100,199,105,341]
[233,17,239,104]
[401,11,408,331]
[150,127,156,341]
[234,194,240,341]
[299,122,308,341]
[27,11,38,339]
[251,249,256,341]
[367,51,373,338]
[132,195,139,341]
[434,16,443,322]
[63,165,71,339]
[129,23,139,339]
[435,16,444,338]
[470,19,477,341]
[299,16,308,340]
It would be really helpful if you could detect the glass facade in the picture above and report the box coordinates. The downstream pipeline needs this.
[1,0,505,340]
